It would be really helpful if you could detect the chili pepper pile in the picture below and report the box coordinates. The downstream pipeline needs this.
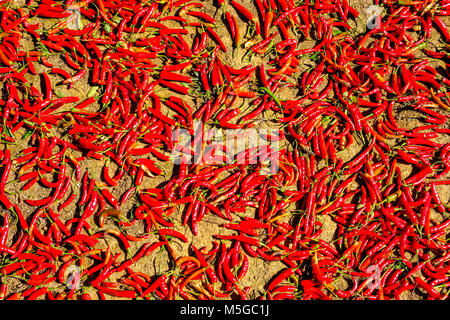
[0,0,449,300]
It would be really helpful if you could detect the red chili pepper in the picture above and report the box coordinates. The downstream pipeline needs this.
[433,16,450,43]
[62,68,87,85]
[414,277,441,298]
[160,70,192,83]
[206,27,227,52]
[158,228,188,243]
[95,285,137,299]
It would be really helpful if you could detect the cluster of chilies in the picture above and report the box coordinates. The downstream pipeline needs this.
[0,0,449,300]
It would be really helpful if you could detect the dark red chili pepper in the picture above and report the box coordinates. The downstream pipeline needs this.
[433,16,450,43]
